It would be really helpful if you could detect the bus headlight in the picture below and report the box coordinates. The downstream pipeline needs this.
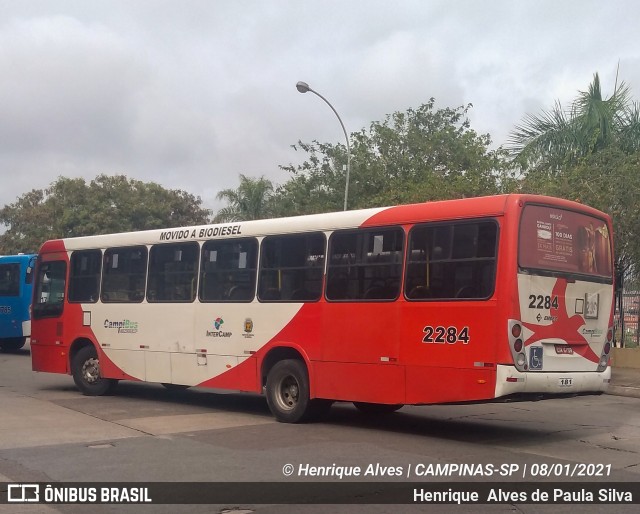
[516,353,526,367]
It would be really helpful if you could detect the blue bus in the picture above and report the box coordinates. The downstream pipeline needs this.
[0,254,36,352]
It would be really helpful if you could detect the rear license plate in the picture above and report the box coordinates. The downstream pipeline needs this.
[555,345,574,355]
[558,377,573,387]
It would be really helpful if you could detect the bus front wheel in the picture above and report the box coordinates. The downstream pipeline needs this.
[72,345,118,396]
[266,359,323,423]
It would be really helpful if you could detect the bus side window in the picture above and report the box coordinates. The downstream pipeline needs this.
[102,246,148,303]
[147,242,199,303]
[405,220,497,301]
[199,238,258,303]
[327,227,404,301]
[258,233,325,302]
[0,263,20,297]
[69,250,102,303]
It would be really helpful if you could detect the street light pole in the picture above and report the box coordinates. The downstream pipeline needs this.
[296,81,351,211]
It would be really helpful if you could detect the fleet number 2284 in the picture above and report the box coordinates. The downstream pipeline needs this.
[422,326,470,344]
[528,295,559,309]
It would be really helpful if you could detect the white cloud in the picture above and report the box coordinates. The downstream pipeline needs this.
[0,0,639,215]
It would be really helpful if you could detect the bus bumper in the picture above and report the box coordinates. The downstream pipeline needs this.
[22,320,31,338]
[494,364,611,398]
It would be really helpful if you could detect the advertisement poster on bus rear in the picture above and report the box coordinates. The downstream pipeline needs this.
[519,206,612,278]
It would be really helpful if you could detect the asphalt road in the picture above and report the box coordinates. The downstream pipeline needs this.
[1,344,639,514]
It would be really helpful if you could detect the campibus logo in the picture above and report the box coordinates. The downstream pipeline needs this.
[104,319,139,334]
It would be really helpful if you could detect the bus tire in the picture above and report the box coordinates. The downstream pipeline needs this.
[0,337,26,352]
[353,402,403,415]
[72,345,118,396]
[266,359,315,423]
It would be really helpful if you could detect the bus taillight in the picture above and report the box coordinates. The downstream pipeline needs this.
[513,338,523,352]
[597,326,614,372]
[508,320,527,371]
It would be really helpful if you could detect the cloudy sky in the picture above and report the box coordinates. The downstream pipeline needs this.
[1,0,639,215]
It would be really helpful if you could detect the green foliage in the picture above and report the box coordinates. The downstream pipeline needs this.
[509,73,640,169]
[274,99,514,216]
[511,72,640,280]
[0,174,210,254]
[520,148,640,277]
[213,174,275,222]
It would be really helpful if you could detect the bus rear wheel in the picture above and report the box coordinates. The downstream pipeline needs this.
[266,359,330,423]
[0,337,26,352]
[72,345,118,396]
[353,402,403,415]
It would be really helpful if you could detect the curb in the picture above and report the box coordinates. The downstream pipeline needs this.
[606,385,640,399]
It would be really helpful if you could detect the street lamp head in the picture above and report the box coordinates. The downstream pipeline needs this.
[296,81,310,94]
[294,80,351,210]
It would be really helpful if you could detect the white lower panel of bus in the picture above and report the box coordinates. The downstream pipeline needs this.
[104,348,248,386]
[494,364,610,398]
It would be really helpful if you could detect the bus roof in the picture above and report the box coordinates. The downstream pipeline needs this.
[38,194,610,253]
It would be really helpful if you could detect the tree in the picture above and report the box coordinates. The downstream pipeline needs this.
[509,73,640,169]
[0,174,210,254]
[275,99,514,216]
[509,72,640,283]
[214,174,275,222]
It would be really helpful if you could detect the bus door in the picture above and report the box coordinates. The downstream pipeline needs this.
[31,256,68,372]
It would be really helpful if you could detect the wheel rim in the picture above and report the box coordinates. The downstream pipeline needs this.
[81,357,100,384]
[274,375,299,412]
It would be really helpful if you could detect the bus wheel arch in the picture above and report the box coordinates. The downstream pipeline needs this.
[70,339,118,396]
[261,347,332,423]
[0,337,26,352]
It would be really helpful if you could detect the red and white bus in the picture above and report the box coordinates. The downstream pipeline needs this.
[31,194,614,422]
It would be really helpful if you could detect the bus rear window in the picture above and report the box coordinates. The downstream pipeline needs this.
[519,205,612,279]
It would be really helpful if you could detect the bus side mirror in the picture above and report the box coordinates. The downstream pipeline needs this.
[25,256,37,285]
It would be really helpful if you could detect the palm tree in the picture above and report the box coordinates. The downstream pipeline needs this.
[509,72,640,168]
[213,174,275,222]
[509,72,640,341]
